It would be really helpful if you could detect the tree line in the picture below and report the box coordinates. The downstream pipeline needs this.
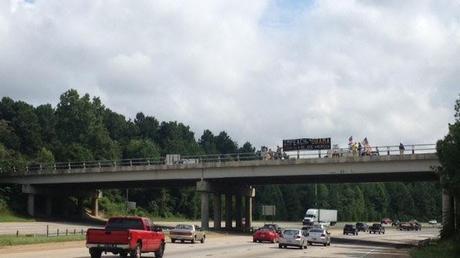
[0,89,442,222]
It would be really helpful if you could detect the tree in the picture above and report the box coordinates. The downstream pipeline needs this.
[239,142,255,153]
[124,139,160,159]
[215,131,238,154]
[437,94,460,237]
[199,130,217,154]
[134,112,159,141]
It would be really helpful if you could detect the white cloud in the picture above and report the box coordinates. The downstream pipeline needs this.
[0,0,458,150]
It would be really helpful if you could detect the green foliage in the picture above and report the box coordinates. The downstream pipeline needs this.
[36,147,55,164]
[124,139,160,159]
[410,236,460,258]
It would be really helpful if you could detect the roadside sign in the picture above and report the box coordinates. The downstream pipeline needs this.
[262,205,276,216]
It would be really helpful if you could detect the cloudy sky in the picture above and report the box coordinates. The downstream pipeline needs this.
[1,0,459,149]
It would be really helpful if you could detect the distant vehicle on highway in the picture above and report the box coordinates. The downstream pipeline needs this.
[428,220,438,225]
[278,229,308,249]
[343,224,358,235]
[306,228,331,246]
[302,209,337,226]
[398,220,422,231]
[86,216,165,258]
[356,222,368,232]
[369,223,385,234]
[170,224,206,243]
[262,224,281,234]
[381,218,392,225]
[253,228,279,243]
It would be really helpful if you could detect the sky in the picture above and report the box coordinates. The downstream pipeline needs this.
[0,0,459,149]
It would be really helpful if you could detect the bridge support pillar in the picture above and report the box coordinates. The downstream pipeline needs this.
[442,189,454,228]
[45,196,52,217]
[235,194,243,230]
[27,194,35,217]
[92,190,101,217]
[244,196,252,231]
[225,193,233,230]
[213,193,221,230]
[200,192,210,230]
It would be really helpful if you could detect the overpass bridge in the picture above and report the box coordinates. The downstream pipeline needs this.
[0,144,446,231]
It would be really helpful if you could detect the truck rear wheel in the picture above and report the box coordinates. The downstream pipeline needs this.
[130,244,141,258]
[120,251,128,258]
[89,248,102,258]
[155,243,165,258]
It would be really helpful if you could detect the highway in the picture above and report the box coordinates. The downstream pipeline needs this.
[0,222,439,258]
[0,234,411,258]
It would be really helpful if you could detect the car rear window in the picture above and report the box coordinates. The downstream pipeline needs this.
[283,230,299,236]
[310,229,323,233]
[106,218,144,231]
[175,225,193,230]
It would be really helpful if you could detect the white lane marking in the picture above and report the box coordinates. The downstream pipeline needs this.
[361,247,377,258]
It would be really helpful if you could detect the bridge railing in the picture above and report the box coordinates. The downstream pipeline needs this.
[0,144,437,176]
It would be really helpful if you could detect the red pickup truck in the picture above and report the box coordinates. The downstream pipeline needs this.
[86,216,165,258]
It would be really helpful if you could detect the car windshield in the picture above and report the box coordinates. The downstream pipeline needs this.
[175,224,193,230]
[106,218,144,231]
[283,230,299,236]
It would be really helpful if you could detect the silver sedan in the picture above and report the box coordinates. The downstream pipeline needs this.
[169,224,206,244]
[278,229,308,249]
[306,228,331,246]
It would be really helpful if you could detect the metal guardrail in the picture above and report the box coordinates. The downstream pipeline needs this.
[0,144,436,176]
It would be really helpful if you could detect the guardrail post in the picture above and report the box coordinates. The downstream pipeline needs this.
[81,229,84,235]
[67,162,71,170]
[98,162,101,168]
[114,160,117,167]
[39,164,42,171]
[147,159,150,166]
[130,160,132,166]
[387,147,390,156]
[16,230,19,237]
[237,153,240,161]
[297,150,300,159]
[47,225,49,237]
[412,145,415,154]
[13,166,16,173]
[66,229,68,236]
[26,165,29,174]
[57,228,59,236]
[53,163,56,172]
[83,162,86,169]
[318,150,321,158]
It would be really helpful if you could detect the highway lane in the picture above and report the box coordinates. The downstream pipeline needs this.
[0,235,411,258]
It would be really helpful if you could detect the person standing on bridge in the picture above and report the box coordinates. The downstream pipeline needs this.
[399,143,405,155]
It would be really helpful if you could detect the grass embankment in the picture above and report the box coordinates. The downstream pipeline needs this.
[410,237,460,258]
[0,235,85,247]
[0,213,35,223]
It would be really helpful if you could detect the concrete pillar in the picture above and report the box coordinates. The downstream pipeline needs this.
[200,192,210,230]
[92,191,100,217]
[245,196,252,231]
[235,194,243,230]
[45,196,52,217]
[225,193,232,229]
[213,193,221,230]
[27,194,35,217]
[442,190,453,227]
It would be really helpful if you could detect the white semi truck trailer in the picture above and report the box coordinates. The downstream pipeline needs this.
[302,209,337,226]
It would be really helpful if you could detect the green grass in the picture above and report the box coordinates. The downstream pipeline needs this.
[0,213,35,223]
[0,234,85,247]
[410,237,459,258]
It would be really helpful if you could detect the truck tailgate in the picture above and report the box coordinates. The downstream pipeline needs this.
[86,228,130,244]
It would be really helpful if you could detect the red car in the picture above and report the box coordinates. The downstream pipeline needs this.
[86,216,165,258]
[253,228,279,243]
[381,218,392,225]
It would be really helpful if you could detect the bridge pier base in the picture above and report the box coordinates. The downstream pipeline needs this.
[442,189,454,228]
[92,190,101,217]
[45,196,52,217]
[213,193,221,230]
[244,195,252,231]
[200,192,210,230]
[27,194,35,217]
[235,194,243,230]
[225,193,232,230]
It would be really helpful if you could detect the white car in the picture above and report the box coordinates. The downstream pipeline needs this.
[306,228,331,246]
[278,229,308,249]
[428,220,437,225]
[170,224,206,244]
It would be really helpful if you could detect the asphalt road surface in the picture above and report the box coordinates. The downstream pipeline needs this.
[0,235,411,258]
[0,221,439,258]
